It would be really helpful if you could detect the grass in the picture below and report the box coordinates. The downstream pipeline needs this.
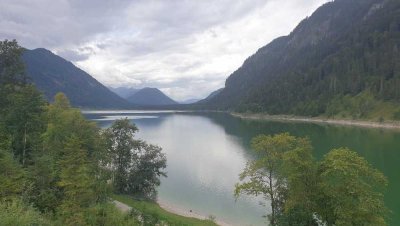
[112,194,218,226]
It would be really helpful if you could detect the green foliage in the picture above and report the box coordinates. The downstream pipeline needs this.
[57,136,96,225]
[393,109,400,120]
[104,119,138,194]
[2,85,46,165]
[0,198,51,226]
[326,91,379,119]
[0,39,26,85]
[0,150,26,199]
[0,40,169,225]
[84,203,138,226]
[105,119,167,199]
[235,133,313,226]
[235,133,389,226]
[0,40,47,166]
[205,0,400,120]
[317,148,388,226]
[127,143,167,199]
[113,195,218,226]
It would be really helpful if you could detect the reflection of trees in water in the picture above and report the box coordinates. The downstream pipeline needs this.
[205,112,400,223]
[205,112,400,161]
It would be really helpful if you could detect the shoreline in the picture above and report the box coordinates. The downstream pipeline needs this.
[157,200,233,226]
[231,113,400,130]
[114,198,232,226]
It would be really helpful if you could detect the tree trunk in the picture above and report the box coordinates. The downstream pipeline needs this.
[22,122,27,166]
[269,170,276,226]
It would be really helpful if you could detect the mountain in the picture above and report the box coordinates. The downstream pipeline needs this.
[22,48,131,109]
[205,0,400,118]
[109,87,140,99]
[197,88,224,104]
[126,87,178,106]
[180,98,201,104]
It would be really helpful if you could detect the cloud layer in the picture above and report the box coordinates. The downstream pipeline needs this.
[0,0,328,101]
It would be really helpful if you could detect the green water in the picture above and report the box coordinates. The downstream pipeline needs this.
[84,111,400,226]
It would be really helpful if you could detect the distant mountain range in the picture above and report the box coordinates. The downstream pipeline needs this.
[179,98,201,104]
[110,86,178,106]
[197,88,223,104]
[22,48,131,109]
[126,88,177,106]
[109,87,140,99]
[22,48,182,108]
[203,0,400,118]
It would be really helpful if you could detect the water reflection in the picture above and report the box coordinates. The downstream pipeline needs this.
[84,111,400,226]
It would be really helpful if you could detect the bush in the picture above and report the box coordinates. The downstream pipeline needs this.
[85,203,138,226]
[0,199,51,226]
[393,109,400,120]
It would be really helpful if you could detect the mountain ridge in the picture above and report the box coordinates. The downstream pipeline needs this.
[22,48,131,109]
[204,0,400,119]
[126,87,178,106]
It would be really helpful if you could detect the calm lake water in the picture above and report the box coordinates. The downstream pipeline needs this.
[84,111,400,226]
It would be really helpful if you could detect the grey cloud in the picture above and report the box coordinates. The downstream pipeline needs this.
[57,49,91,62]
[0,0,329,100]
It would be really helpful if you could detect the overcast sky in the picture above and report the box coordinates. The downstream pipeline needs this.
[0,0,329,101]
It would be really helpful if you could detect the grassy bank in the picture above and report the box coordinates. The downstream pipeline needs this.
[112,195,218,226]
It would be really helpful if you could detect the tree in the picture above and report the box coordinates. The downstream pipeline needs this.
[316,148,388,226]
[0,39,26,86]
[0,40,46,166]
[234,133,311,225]
[28,93,107,213]
[0,198,51,226]
[104,119,138,194]
[0,149,25,199]
[3,85,46,166]
[57,136,95,226]
[127,143,167,199]
[235,134,389,226]
[104,119,167,199]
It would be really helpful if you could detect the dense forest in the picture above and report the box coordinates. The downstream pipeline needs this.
[0,40,176,226]
[204,0,400,120]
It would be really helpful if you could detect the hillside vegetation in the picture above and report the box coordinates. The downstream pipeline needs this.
[205,0,400,121]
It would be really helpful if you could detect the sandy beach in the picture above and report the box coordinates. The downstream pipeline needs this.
[231,113,400,130]
[157,200,233,226]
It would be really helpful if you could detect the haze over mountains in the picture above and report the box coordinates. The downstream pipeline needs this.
[203,0,400,118]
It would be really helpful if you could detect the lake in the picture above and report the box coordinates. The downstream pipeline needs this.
[84,110,400,226]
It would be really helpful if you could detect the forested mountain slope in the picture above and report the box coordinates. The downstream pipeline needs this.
[23,48,131,109]
[206,0,400,119]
